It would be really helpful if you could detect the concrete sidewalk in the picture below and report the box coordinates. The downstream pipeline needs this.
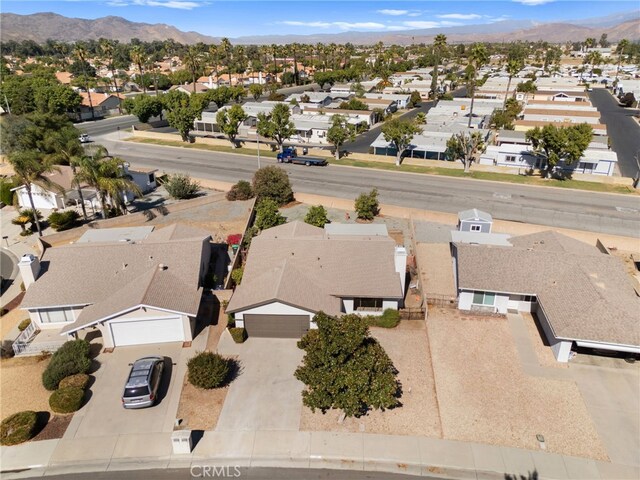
[2,428,639,479]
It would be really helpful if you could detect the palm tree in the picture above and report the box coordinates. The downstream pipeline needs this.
[615,39,629,80]
[73,149,142,218]
[431,34,447,97]
[9,151,61,236]
[467,43,489,128]
[183,46,202,93]
[220,38,233,86]
[585,51,603,81]
[208,44,219,85]
[130,45,147,94]
[73,43,96,120]
[99,39,122,114]
[503,58,523,108]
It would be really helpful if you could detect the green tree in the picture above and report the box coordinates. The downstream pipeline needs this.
[408,90,421,108]
[33,83,82,116]
[256,103,296,153]
[123,94,163,123]
[73,43,96,121]
[182,46,202,93]
[206,86,232,109]
[8,151,61,236]
[216,104,248,148]
[163,173,200,199]
[254,198,286,230]
[381,118,421,166]
[415,112,426,125]
[295,312,400,417]
[354,188,379,221]
[516,80,537,93]
[615,39,629,80]
[490,98,522,130]
[129,45,147,94]
[248,83,263,101]
[229,85,246,104]
[431,34,447,96]
[466,43,489,128]
[503,58,524,108]
[525,123,593,178]
[339,98,368,111]
[161,90,206,142]
[304,205,329,228]
[445,131,486,173]
[252,165,294,206]
[99,39,122,113]
[327,115,356,160]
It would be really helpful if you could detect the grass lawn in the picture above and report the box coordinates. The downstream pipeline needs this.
[127,137,636,195]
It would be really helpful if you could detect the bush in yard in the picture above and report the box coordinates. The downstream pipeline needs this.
[226,180,254,201]
[229,327,247,344]
[231,267,243,286]
[227,313,235,328]
[187,351,230,389]
[42,339,91,391]
[367,309,400,328]
[0,411,38,446]
[163,173,200,199]
[252,166,294,206]
[354,188,379,221]
[304,205,329,228]
[49,387,85,414]
[59,373,90,390]
[18,318,31,331]
[295,312,400,417]
[47,210,81,232]
[254,198,286,231]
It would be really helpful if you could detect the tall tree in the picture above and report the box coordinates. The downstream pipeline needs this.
[129,45,147,94]
[9,150,61,236]
[162,90,206,142]
[182,46,202,94]
[466,43,489,128]
[256,103,296,152]
[526,124,593,178]
[99,39,122,114]
[615,39,629,80]
[445,131,486,173]
[327,115,356,160]
[220,37,233,86]
[430,34,447,97]
[503,58,523,108]
[216,104,248,148]
[381,118,421,166]
[73,42,96,120]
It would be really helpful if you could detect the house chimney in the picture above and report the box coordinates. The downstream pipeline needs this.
[18,254,41,289]
[394,246,408,298]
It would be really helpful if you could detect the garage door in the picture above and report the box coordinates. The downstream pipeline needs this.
[243,314,309,338]
[109,317,184,347]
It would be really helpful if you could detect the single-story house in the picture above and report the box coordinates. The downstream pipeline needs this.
[520,107,602,125]
[452,231,640,362]
[364,93,411,109]
[17,224,212,354]
[76,93,124,120]
[226,221,407,338]
[457,209,493,233]
[301,107,376,126]
[173,83,211,95]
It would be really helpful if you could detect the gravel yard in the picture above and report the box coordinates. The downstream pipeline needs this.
[300,321,442,437]
[427,309,608,460]
[1,355,54,418]
[522,312,568,369]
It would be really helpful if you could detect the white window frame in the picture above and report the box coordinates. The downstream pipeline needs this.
[470,224,482,232]
[38,307,76,324]
[505,155,517,162]
[472,291,496,306]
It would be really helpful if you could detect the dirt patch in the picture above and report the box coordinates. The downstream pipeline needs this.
[0,308,29,341]
[427,309,608,460]
[522,312,568,369]
[300,321,442,437]
[32,414,72,441]
[0,355,54,418]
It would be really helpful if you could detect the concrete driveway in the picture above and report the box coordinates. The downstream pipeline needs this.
[216,336,304,431]
[66,342,183,439]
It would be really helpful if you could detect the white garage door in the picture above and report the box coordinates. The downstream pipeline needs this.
[109,317,184,347]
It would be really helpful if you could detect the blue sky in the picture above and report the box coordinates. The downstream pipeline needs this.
[2,1,636,37]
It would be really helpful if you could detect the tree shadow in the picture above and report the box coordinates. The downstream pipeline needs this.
[32,411,51,437]
[221,358,243,388]
[505,470,538,480]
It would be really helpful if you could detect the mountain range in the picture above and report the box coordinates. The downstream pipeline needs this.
[1,12,638,45]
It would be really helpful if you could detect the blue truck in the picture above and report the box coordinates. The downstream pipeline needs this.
[276,147,327,166]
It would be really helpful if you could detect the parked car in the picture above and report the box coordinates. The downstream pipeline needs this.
[78,134,91,143]
[122,356,164,409]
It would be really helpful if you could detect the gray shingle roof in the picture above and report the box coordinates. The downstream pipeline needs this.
[22,224,210,333]
[458,208,492,223]
[455,231,640,347]
[227,221,403,316]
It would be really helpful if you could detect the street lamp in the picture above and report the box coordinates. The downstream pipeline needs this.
[256,130,261,169]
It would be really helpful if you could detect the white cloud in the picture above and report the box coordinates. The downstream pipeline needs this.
[437,13,484,20]
[377,9,408,16]
[402,20,463,29]
[513,0,554,5]
[128,0,204,9]
[281,20,386,30]
[107,0,128,5]
[407,12,422,17]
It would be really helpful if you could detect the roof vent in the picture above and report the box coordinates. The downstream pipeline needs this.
[158,264,167,270]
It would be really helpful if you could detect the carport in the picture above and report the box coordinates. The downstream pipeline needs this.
[243,314,309,338]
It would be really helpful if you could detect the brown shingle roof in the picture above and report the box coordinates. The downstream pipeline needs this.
[455,231,640,347]
[227,221,403,315]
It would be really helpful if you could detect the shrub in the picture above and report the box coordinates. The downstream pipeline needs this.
[47,210,81,231]
[355,188,379,221]
[226,180,254,201]
[42,339,91,391]
[304,205,329,228]
[18,318,31,331]
[252,166,294,206]
[59,373,90,390]
[227,313,235,328]
[49,387,85,414]
[226,233,242,246]
[367,309,400,328]
[231,267,243,286]
[254,198,286,231]
[229,327,247,343]
[0,411,38,446]
[187,351,230,389]
[163,173,200,199]
[0,177,18,206]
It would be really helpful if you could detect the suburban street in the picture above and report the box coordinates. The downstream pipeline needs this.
[589,89,640,178]
[100,136,640,238]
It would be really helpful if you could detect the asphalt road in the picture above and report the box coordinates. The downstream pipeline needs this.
[77,114,139,137]
[102,136,640,237]
[588,89,640,178]
[38,467,442,480]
